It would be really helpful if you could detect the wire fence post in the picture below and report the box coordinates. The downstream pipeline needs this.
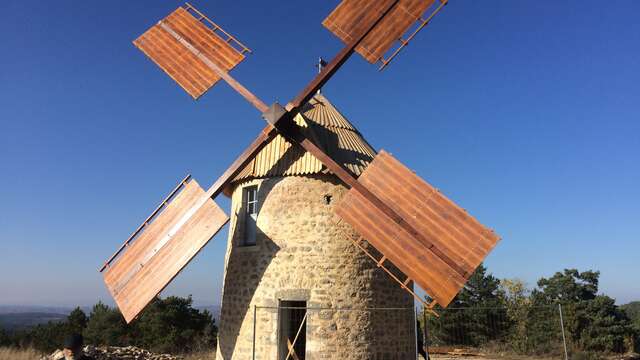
[558,303,569,360]
[252,304,257,360]
[414,307,418,359]
[423,307,429,360]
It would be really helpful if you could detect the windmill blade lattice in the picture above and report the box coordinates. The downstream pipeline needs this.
[133,4,251,100]
[100,0,500,323]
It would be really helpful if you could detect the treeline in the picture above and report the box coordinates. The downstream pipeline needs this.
[622,302,640,329]
[423,265,639,358]
[1,267,637,358]
[0,296,216,354]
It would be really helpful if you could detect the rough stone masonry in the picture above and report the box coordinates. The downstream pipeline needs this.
[216,175,416,360]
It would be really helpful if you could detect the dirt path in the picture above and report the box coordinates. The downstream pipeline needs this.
[430,356,558,360]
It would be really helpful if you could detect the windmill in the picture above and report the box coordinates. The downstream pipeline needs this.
[99,0,501,358]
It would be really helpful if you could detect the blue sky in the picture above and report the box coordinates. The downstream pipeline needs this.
[0,1,638,308]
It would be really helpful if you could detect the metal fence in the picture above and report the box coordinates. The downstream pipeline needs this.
[247,304,571,359]
[250,305,417,360]
[421,304,569,360]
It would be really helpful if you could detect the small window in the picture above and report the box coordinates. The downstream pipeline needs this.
[241,185,258,246]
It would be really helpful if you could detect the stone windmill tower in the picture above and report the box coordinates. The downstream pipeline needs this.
[100,2,502,360]
[215,93,415,359]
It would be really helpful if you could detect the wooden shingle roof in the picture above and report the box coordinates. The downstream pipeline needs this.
[231,94,376,183]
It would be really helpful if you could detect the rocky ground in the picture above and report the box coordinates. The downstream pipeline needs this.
[428,353,640,360]
[44,346,181,360]
[40,346,640,360]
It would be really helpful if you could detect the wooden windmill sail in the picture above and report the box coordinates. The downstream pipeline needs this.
[100,0,500,323]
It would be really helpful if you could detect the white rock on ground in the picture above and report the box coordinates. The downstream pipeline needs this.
[43,345,182,360]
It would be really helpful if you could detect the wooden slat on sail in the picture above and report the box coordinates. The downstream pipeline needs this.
[323,0,443,65]
[102,178,229,322]
[133,5,249,99]
[335,150,500,307]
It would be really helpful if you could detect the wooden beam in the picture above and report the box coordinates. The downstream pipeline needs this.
[350,236,438,316]
[183,2,252,54]
[124,0,466,296]
[285,311,308,360]
[205,125,278,199]
[286,340,301,360]
[158,21,269,113]
[285,0,399,112]
[99,174,192,272]
[274,118,469,279]
[217,102,469,281]
[205,0,401,200]
[378,0,448,71]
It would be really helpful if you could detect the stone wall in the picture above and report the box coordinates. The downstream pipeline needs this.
[216,175,415,360]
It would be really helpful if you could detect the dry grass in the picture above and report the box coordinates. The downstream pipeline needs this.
[0,347,217,360]
[0,347,44,360]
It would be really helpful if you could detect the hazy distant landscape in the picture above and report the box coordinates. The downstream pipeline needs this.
[0,305,220,331]
[1,0,639,359]
[0,312,67,331]
[1,267,638,359]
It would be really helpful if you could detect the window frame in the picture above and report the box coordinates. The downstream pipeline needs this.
[240,185,258,247]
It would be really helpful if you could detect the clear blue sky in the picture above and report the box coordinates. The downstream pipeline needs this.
[0,1,638,308]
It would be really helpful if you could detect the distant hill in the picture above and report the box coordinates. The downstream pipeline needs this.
[0,305,74,314]
[0,304,219,331]
[0,312,67,330]
[195,305,220,318]
[620,301,640,327]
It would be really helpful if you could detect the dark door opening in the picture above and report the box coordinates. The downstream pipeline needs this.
[278,300,306,360]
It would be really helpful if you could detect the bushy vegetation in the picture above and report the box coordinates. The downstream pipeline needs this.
[423,265,638,358]
[621,301,640,328]
[1,267,636,358]
[2,296,217,355]
[621,301,640,353]
[428,265,510,347]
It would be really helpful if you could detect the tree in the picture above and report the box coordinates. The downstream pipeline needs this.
[0,328,10,347]
[0,296,218,355]
[135,296,217,353]
[575,296,634,353]
[28,321,69,353]
[621,301,640,329]
[499,278,531,353]
[67,307,88,334]
[531,269,599,304]
[194,310,218,352]
[72,297,217,353]
[426,264,510,346]
[531,269,635,354]
[83,302,129,346]
[621,301,640,352]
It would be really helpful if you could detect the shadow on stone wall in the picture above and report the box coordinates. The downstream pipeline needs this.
[217,178,282,359]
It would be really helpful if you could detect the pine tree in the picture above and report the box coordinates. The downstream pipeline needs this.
[83,302,129,346]
[426,264,510,346]
[531,269,635,354]
[67,307,87,334]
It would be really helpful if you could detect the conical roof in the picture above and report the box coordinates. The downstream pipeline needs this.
[231,93,376,183]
